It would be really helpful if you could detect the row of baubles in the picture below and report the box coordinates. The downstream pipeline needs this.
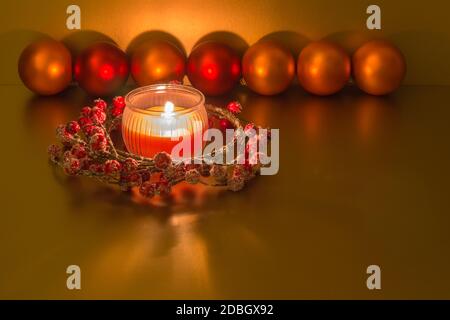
[183,39,406,96]
[19,37,406,97]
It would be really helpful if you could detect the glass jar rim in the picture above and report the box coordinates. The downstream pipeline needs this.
[124,83,206,116]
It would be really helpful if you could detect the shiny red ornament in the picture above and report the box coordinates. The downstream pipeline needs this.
[187,42,241,96]
[75,42,129,96]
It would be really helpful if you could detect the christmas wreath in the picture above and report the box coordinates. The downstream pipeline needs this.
[48,96,269,198]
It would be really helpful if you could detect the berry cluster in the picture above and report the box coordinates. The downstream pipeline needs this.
[48,97,268,196]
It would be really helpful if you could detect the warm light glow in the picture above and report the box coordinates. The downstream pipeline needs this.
[161,101,175,118]
[99,64,115,80]
[74,63,81,78]
[257,67,266,76]
[48,63,61,76]
[202,64,218,80]
[309,66,319,76]
[122,85,208,158]
[231,62,241,76]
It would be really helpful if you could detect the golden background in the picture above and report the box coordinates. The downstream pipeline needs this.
[1,0,450,85]
[1,0,450,299]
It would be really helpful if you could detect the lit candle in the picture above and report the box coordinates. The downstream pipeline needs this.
[122,84,208,158]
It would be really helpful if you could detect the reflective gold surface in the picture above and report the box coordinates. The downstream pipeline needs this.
[1,84,450,299]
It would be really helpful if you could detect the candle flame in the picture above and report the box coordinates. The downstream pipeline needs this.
[162,101,175,118]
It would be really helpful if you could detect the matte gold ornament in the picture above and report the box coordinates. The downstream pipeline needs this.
[187,42,241,96]
[18,39,72,95]
[242,41,295,95]
[352,40,406,95]
[297,41,351,96]
[131,40,186,86]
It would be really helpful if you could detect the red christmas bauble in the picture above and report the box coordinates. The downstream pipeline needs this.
[187,42,241,96]
[75,42,129,96]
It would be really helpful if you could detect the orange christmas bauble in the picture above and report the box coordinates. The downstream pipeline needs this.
[75,42,129,96]
[131,40,185,86]
[187,42,241,96]
[297,41,351,95]
[18,39,72,95]
[352,40,406,95]
[242,41,295,95]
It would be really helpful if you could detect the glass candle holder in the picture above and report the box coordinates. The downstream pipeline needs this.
[122,84,208,158]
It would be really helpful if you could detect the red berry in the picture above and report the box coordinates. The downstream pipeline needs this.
[84,125,104,137]
[220,119,232,130]
[56,125,73,145]
[89,133,107,152]
[243,162,253,171]
[210,164,227,182]
[90,106,106,125]
[66,121,81,134]
[121,172,142,187]
[244,123,256,135]
[226,101,242,114]
[199,163,211,177]
[104,160,122,175]
[82,158,92,170]
[129,172,141,182]
[227,172,245,191]
[185,169,200,184]
[63,157,81,175]
[185,163,199,171]
[80,106,91,117]
[112,96,126,109]
[83,124,94,136]
[208,115,217,128]
[154,152,172,170]
[71,144,87,159]
[111,106,124,117]
[89,163,104,174]
[63,150,72,161]
[89,126,104,136]
[244,136,259,164]
[78,116,93,128]
[94,98,108,111]
[122,157,139,174]
[139,181,156,197]
[156,180,171,196]
[140,170,151,182]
